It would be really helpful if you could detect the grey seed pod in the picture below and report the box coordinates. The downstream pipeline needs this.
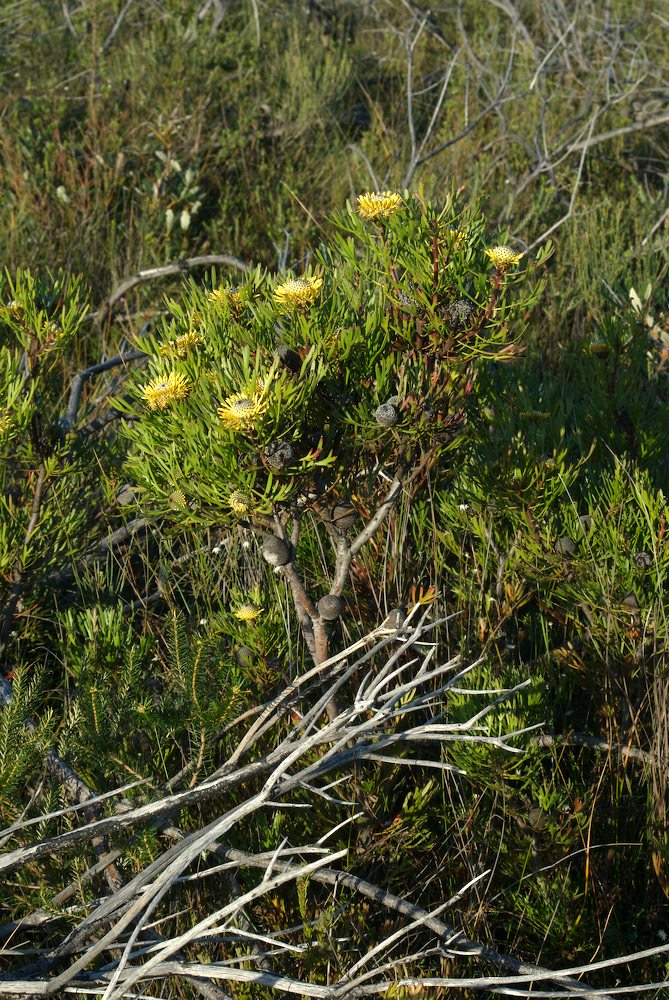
[318,594,344,620]
[397,289,417,310]
[447,298,475,330]
[578,514,593,534]
[526,806,548,832]
[555,536,577,557]
[262,535,292,567]
[633,551,652,570]
[264,440,295,470]
[386,395,401,407]
[331,503,358,531]
[275,343,302,374]
[375,402,398,427]
[622,591,640,612]
[116,484,137,506]
[380,605,407,631]
[235,646,255,668]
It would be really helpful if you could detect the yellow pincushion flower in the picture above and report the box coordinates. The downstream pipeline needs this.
[209,286,245,315]
[169,489,188,509]
[484,245,524,273]
[160,330,203,358]
[42,319,63,341]
[6,300,23,317]
[233,602,264,622]
[228,489,253,517]
[357,191,403,221]
[273,275,323,310]
[141,372,191,410]
[218,389,268,430]
[445,228,467,249]
[0,409,11,436]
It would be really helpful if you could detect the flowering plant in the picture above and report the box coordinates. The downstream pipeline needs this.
[121,190,551,680]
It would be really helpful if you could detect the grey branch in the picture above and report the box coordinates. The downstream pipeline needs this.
[93,253,249,326]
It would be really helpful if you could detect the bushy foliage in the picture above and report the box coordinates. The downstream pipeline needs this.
[119,194,549,661]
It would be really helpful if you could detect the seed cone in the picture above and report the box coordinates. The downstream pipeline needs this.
[375,402,398,427]
[275,344,302,374]
[318,594,344,620]
[235,646,255,668]
[265,440,295,470]
[262,535,292,566]
[331,503,358,530]
[555,536,577,557]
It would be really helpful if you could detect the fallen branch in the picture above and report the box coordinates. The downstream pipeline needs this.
[0,622,617,999]
[536,732,661,768]
[93,253,249,327]
[64,349,147,431]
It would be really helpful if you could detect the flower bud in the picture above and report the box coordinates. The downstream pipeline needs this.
[622,591,640,612]
[235,646,256,668]
[554,536,577,557]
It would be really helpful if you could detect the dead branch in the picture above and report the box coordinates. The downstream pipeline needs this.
[93,253,249,328]
[64,349,146,431]
[0,620,618,999]
[100,0,136,56]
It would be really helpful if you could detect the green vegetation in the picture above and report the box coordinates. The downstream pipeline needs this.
[0,2,667,997]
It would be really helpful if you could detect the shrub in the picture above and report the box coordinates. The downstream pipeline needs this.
[120,191,551,682]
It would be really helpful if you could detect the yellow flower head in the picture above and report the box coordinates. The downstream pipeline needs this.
[484,245,524,273]
[209,286,245,315]
[0,409,11,437]
[42,319,63,341]
[445,228,467,249]
[273,275,323,310]
[6,300,23,318]
[217,388,268,430]
[160,329,203,358]
[233,602,264,622]
[141,371,191,410]
[228,489,253,517]
[357,191,403,221]
[169,488,188,509]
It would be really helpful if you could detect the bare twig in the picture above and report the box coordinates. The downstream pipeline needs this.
[64,349,146,431]
[197,0,227,34]
[93,254,249,327]
[350,478,403,558]
[346,144,380,190]
[60,0,77,38]
[536,732,662,768]
[100,0,136,56]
